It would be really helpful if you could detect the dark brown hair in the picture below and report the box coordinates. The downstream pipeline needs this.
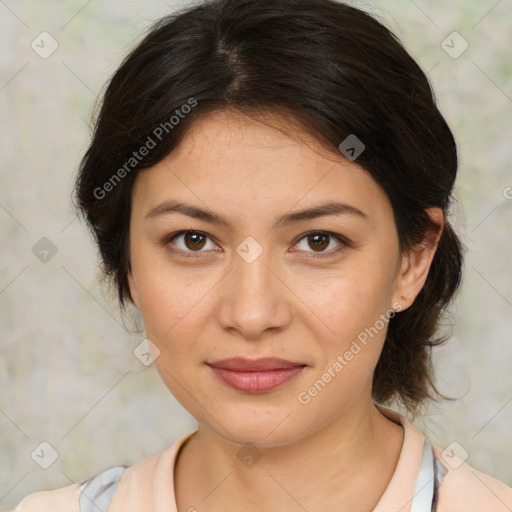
[74,0,464,413]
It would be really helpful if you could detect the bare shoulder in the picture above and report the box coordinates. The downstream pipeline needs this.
[433,446,512,511]
[13,482,82,512]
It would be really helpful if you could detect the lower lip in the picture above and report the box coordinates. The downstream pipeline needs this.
[209,366,305,393]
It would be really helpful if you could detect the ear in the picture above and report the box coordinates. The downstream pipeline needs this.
[127,270,141,310]
[392,207,444,312]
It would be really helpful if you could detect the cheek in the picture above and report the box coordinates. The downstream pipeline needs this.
[294,260,396,342]
[131,241,215,331]
[137,272,209,396]
[139,275,209,340]
[294,262,397,401]
[294,275,393,418]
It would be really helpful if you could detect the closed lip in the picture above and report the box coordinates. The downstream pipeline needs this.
[207,357,306,372]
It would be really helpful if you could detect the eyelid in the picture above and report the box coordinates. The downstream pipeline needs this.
[163,230,350,258]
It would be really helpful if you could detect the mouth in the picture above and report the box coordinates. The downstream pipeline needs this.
[206,357,307,393]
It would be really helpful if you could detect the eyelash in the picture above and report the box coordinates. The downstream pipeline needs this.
[162,230,350,259]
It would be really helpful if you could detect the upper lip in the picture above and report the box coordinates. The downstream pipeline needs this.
[207,357,306,371]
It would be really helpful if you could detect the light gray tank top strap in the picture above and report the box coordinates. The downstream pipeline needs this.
[78,465,127,512]
[410,438,448,512]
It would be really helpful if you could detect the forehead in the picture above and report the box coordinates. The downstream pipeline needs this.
[131,110,393,227]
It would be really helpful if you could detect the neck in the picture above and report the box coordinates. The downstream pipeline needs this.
[174,400,404,512]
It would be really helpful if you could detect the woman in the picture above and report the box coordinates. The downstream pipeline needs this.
[14,0,512,510]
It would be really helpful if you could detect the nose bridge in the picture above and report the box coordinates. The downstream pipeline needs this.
[231,235,276,294]
[236,244,274,294]
[215,239,291,338]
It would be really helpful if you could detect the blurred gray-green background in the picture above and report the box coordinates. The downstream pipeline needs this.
[1,0,511,509]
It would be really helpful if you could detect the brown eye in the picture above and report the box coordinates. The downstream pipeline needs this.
[165,231,218,257]
[183,232,207,251]
[307,233,330,251]
[294,231,348,258]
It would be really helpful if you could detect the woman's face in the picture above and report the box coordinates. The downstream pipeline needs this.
[127,110,426,446]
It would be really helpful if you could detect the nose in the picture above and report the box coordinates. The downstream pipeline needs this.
[214,248,292,340]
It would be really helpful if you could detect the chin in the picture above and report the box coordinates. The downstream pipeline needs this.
[203,404,310,448]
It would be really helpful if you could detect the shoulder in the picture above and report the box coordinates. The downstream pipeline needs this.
[432,445,512,511]
[12,433,194,512]
[377,405,512,512]
[108,432,196,509]
[13,482,82,512]
[12,460,148,512]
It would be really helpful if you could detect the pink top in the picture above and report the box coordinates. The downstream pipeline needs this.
[14,406,512,512]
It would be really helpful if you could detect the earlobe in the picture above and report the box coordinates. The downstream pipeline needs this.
[392,207,444,311]
[127,272,141,310]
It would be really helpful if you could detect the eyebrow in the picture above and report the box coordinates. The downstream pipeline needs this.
[145,199,369,230]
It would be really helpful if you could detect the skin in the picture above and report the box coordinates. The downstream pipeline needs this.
[127,110,443,512]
